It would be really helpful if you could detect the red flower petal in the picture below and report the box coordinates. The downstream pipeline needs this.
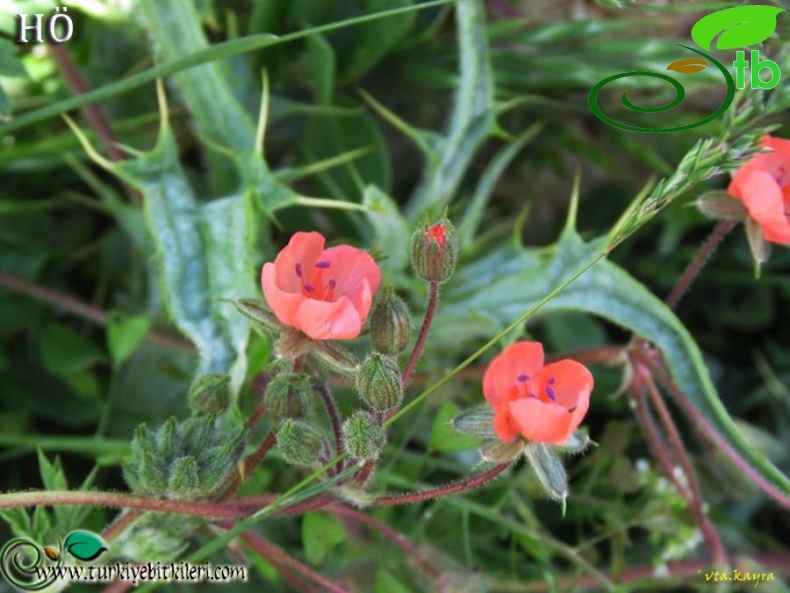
[537,360,594,413]
[295,296,362,340]
[261,263,304,328]
[508,398,575,445]
[483,342,544,409]
[492,407,519,442]
[272,231,325,292]
[322,245,381,318]
[729,170,790,245]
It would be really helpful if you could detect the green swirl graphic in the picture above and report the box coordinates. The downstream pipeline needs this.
[0,538,59,591]
[588,45,735,133]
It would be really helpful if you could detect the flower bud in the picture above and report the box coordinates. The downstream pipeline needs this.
[370,287,412,354]
[355,352,403,411]
[342,411,387,461]
[411,217,458,283]
[188,373,230,416]
[265,373,314,421]
[696,190,747,221]
[123,415,246,501]
[276,419,328,468]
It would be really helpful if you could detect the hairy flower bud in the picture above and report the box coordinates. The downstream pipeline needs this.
[355,352,403,411]
[265,373,314,421]
[188,373,230,416]
[276,419,328,468]
[411,217,458,283]
[123,415,246,501]
[342,411,387,461]
[370,287,412,355]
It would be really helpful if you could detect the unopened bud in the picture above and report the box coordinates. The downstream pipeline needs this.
[355,353,403,411]
[696,190,747,221]
[370,287,412,354]
[342,411,386,461]
[188,373,230,415]
[411,217,458,283]
[276,419,328,468]
[265,373,314,421]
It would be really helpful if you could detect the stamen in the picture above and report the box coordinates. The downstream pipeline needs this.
[316,261,330,269]
[328,279,336,289]
[568,406,577,413]
[295,263,302,278]
[517,374,530,382]
[304,283,314,293]
[547,377,555,385]
[546,385,556,400]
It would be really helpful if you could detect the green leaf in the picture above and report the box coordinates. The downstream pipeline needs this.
[429,401,480,453]
[107,312,151,366]
[363,185,410,275]
[39,323,106,376]
[0,85,9,117]
[0,38,27,78]
[691,6,784,51]
[435,228,790,503]
[344,0,416,79]
[301,512,345,565]
[375,569,412,593]
[63,530,109,562]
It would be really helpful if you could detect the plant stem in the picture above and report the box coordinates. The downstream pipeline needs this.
[403,281,440,386]
[215,430,277,502]
[102,509,142,542]
[373,462,509,506]
[0,490,245,518]
[641,368,727,567]
[635,350,790,510]
[238,529,352,593]
[665,220,736,310]
[317,383,345,473]
[0,271,194,353]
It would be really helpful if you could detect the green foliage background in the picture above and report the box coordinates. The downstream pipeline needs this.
[1,0,789,591]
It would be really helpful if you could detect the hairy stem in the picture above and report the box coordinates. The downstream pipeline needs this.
[373,463,509,506]
[0,271,194,353]
[665,219,736,310]
[403,281,440,387]
[642,369,727,567]
[317,383,345,473]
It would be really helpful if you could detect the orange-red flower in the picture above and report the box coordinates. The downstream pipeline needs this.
[728,134,790,245]
[483,342,593,445]
[261,232,381,341]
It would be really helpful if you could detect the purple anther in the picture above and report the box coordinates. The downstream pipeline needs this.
[517,374,530,382]
[295,263,303,278]
[546,386,556,400]
[547,377,555,385]
[328,279,336,289]
[304,283,314,293]
[316,261,331,269]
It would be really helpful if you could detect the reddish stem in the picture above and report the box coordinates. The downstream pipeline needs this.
[642,368,727,566]
[317,383,345,473]
[403,281,439,387]
[102,509,142,542]
[0,271,194,353]
[665,220,736,310]
[373,463,510,506]
[238,529,351,593]
[635,350,790,510]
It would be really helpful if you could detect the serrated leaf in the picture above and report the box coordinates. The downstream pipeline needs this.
[691,6,784,51]
[666,57,708,74]
[107,312,151,366]
[435,228,790,504]
[63,530,108,562]
[302,512,345,565]
[429,401,480,453]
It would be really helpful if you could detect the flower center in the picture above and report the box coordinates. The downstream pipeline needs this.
[294,261,336,301]
[516,374,556,402]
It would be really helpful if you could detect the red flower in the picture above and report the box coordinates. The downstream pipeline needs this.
[261,232,381,341]
[483,342,593,445]
[728,135,790,245]
[425,224,447,246]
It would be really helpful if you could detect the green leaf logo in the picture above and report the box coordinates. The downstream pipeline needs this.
[691,6,784,51]
[63,531,108,562]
